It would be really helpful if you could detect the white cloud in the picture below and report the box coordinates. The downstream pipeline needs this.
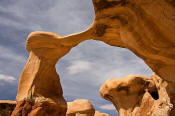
[99,104,116,110]
[67,60,92,75]
[0,74,16,83]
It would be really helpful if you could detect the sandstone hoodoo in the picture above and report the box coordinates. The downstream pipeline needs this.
[11,31,91,116]
[100,75,156,115]
[100,74,175,116]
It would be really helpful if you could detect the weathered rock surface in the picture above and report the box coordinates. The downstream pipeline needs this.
[66,99,95,116]
[94,111,109,116]
[100,75,156,115]
[89,0,175,115]
[100,73,175,116]
[12,31,91,116]
[91,0,175,83]
[150,73,175,116]
[66,99,110,116]
[0,100,16,116]
[12,0,175,115]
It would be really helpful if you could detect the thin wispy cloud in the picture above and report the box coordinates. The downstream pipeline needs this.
[99,104,116,110]
[0,74,16,83]
[67,60,92,75]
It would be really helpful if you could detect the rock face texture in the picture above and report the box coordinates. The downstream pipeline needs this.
[150,73,175,116]
[66,99,95,116]
[100,73,175,116]
[100,75,156,115]
[0,100,16,116]
[91,0,175,83]
[12,31,91,116]
[89,0,175,115]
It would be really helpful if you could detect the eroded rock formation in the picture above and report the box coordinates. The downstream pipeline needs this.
[0,100,16,116]
[66,99,95,116]
[91,0,175,82]
[12,31,92,116]
[100,73,175,116]
[11,0,175,115]
[90,0,175,115]
[150,73,175,116]
[100,75,156,115]
[66,99,109,116]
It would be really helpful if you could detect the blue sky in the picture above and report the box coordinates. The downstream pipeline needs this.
[0,0,153,115]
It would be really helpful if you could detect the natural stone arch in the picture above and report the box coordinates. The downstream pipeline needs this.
[12,0,175,116]
[11,31,93,116]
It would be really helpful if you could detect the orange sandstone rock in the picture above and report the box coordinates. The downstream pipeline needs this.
[12,31,92,116]
[0,100,16,116]
[12,0,175,115]
[100,75,156,116]
[94,111,109,116]
[90,0,175,82]
[66,99,110,116]
[88,1,175,115]
[150,73,174,116]
[66,99,95,116]
[100,74,175,116]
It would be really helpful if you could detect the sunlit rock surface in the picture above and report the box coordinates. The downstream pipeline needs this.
[12,31,91,116]
[91,0,175,115]
[91,0,175,82]
[66,99,95,116]
[10,0,175,115]
[100,74,175,116]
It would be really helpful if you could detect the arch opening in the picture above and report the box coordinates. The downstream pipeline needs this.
[56,40,152,115]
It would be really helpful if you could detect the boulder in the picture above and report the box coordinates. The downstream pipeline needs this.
[100,74,175,116]
[0,100,16,116]
[66,99,95,116]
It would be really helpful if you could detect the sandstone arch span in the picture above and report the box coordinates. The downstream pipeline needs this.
[12,0,175,116]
